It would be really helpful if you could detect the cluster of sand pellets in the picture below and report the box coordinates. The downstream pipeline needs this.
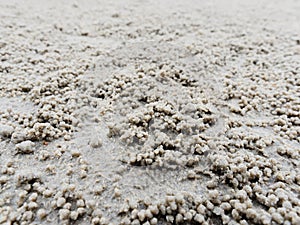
[0,0,300,224]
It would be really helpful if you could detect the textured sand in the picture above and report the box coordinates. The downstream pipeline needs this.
[0,0,300,224]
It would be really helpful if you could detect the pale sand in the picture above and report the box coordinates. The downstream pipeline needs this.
[0,0,300,224]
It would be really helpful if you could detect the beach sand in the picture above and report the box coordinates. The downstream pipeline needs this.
[0,0,299,224]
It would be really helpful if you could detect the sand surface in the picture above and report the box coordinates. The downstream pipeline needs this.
[0,0,300,224]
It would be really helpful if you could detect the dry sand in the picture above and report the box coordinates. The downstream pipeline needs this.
[0,0,300,224]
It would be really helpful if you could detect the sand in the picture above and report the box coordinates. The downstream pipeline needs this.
[0,0,300,224]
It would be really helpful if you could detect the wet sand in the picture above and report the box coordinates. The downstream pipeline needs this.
[0,0,300,224]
